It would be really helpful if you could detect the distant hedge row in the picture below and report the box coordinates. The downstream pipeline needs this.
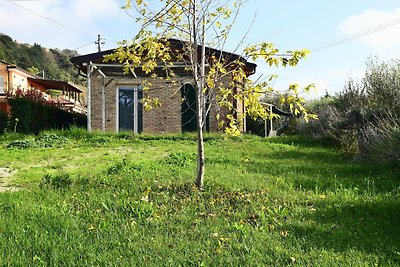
[0,109,8,134]
[1,98,86,134]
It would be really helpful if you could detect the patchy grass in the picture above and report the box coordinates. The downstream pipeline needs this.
[0,132,399,266]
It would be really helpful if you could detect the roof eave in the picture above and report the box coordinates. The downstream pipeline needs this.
[70,39,257,71]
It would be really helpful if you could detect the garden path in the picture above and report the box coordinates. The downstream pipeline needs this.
[0,167,19,192]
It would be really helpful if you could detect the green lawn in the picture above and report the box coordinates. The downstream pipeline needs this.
[0,131,399,266]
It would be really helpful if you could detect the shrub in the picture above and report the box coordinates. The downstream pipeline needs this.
[40,173,72,190]
[296,99,339,140]
[5,134,67,149]
[298,58,400,161]
[36,134,67,147]
[8,96,86,134]
[0,110,8,134]
[360,113,400,162]
[6,139,35,149]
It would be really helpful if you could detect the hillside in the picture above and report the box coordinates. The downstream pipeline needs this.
[0,33,84,85]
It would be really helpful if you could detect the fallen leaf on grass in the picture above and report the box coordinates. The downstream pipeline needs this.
[280,230,289,238]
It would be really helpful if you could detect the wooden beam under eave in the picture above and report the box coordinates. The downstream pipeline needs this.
[87,64,92,132]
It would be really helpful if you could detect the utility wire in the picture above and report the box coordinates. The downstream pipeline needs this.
[73,41,97,51]
[5,0,100,51]
[5,0,80,33]
[104,38,120,45]
[310,14,400,52]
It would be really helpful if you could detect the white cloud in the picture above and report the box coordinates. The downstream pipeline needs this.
[339,8,400,50]
[0,0,128,52]
[68,0,122,24]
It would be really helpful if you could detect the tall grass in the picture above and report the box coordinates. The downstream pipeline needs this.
[0,132,399,266]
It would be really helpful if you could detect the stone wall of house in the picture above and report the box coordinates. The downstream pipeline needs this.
[89,73,239,133]
[90,73,112,131]
[141,78,182,133]
[208,101,221,132]
[207,79,246,133]
[90,74,185,133]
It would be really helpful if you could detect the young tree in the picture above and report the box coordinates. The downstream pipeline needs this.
[105,0,315,189]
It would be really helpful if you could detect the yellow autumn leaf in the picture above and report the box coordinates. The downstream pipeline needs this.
[280,230,289,238]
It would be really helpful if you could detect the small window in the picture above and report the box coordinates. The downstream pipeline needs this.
[0,75,4,94]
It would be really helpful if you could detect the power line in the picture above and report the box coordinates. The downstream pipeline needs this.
[5,0,80,33]
[73,41,96,51]
[104,38,120,45]
[276,75,342,89]
[5,0,101,51]
[310,14,400,52]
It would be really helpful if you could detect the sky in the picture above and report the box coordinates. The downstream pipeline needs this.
[1,0,400,98]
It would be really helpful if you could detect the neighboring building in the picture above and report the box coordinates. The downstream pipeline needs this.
[0,61,86,114]
[261,103,293,137]
[70,39,257,134]
[0,60,44,113]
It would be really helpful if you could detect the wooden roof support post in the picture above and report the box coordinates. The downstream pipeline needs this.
[242,98,246,133]
[99,70,106,132]
[62,85,66,100]
[264,118,268,138]
[86,63,92,132]
[270,105,273,136]
[263,104,274,138]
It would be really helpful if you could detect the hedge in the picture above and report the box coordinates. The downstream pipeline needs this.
[0,110,8,134]
[6,97,86,134]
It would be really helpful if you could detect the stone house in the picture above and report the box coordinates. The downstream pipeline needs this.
[0,60,85,114]
[70,39,256,134]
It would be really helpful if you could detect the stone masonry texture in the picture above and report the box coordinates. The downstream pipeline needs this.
[89,74,243,133]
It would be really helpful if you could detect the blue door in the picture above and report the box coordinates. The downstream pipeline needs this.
[118,87,142,133]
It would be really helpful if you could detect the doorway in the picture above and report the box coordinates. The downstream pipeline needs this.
[181,83,209,132]
[118,86,142,133]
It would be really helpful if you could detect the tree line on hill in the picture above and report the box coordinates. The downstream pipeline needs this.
[0,34,86,134]
[0,33,84,85]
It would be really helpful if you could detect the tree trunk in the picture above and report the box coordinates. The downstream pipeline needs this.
[195,90,205,189]
[192,0,205,189]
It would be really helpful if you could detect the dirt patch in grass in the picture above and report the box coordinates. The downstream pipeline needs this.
[0,167,19,192]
